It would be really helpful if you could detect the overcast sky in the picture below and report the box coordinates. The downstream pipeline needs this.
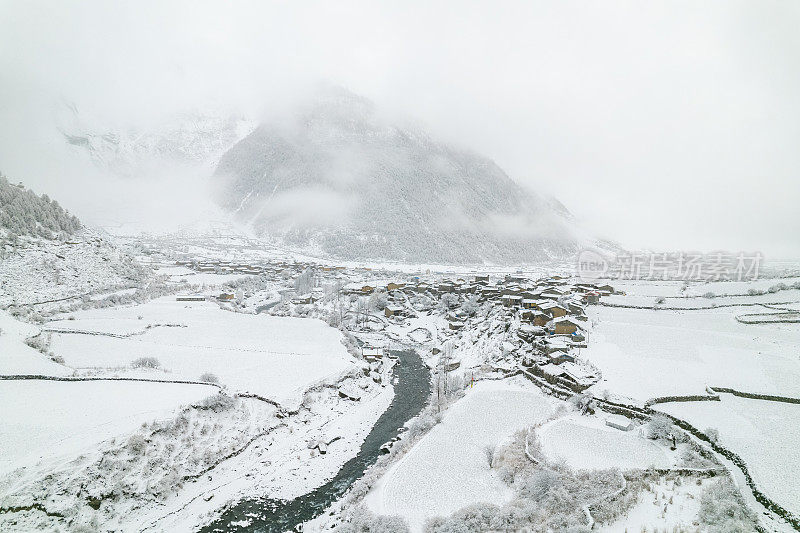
[1,0,799,259]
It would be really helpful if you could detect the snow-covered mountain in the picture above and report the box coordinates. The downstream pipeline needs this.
[214,88,595,264]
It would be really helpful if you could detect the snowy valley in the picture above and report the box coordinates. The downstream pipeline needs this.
[2,183,798,532]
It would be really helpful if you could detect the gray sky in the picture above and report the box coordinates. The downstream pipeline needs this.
[1,0,799,258]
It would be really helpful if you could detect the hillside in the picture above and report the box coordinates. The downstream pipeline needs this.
[0,176,148,307]
[0,174,82,241]
[214,88,587,264]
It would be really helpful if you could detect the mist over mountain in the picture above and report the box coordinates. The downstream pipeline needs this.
[56,102,255,179]
[214,88,594,264]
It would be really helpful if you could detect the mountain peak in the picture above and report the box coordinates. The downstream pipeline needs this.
[213,91,589,264]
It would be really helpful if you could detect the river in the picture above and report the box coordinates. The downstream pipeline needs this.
[199,348,431,533]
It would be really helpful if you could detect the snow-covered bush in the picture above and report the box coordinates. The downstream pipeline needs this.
[24,332,52,355]
[336,505,409,533]
[426,502,500,533]
[293,268,316,294]
[705,427,720,443]
[339,326,362,359]
[460,296,480,316]
[698,478,758,532]
[518,468,562,501]
[131,356,160,369]
[199,372,220,384]
[197,392,235,412]
[438,293,459,311]
[327,310,342,327]
[368,291,388,311]
[406,408,442,441]
[483,444,496,468]
[493,430,535,485]
[703,291,716,299]
[646,414,673,440]
[338,505,410,533]
[127,433,148,456]
[768,282,788,293]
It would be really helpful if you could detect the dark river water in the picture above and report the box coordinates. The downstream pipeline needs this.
[199,348,431,533]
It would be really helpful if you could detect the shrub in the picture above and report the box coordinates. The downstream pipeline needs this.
[199,372,220,384]
[24,333,51,354]
[703,292,716,299]
[339,505,410,533]
[197,392,235,412]
[131,356,160,369]
[438,293,460,310]
[646,415,673,440]
[426,502,499,533]
[127,433,147,455]
[461,296,480,316]
[698,478,758,532]
[368,292,388,311]
[483,444,496,468]
[705,427,720,443]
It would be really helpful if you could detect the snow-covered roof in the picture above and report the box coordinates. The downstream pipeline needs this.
[545,338,569,349]
[553,316,583,328]
[561,362,595,383]
[606,414,632,426]
[541,364,564,376]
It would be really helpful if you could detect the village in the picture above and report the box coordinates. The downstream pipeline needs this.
[170,255,618,397]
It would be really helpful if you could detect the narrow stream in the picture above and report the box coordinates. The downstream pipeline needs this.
[199,348,431,533]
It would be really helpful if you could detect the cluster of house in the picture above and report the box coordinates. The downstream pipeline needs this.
[368,272,617,391]
[176,258,347,278]
[176,259,266,275]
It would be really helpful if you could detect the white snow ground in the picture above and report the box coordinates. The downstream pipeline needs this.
[595,477,708,532]
[364,378,557,532]
[0,379,214,475]
[47,296,357,408]
[658,394,800,516]
[584,305,800,402]
[0,310,70,376]
[537,414,673,471]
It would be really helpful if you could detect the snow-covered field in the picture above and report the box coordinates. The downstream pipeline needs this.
[47,297,357,407]
[596,477,708,533]
[0,379,214,475]
[584,305,800,402]
[365,378,558,532]
[538,414,673,470]
[0,311,70,376]
[658,394,800,516]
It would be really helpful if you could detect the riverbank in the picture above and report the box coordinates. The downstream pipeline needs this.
[198,348,430,533]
